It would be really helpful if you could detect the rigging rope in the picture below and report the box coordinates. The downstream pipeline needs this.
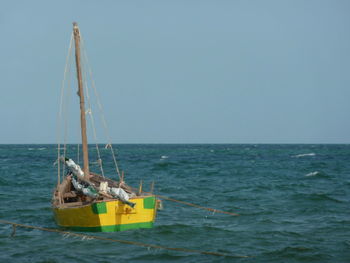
[82,53,105,177]
[77,142,80,164]
[57,33,74,186]
[0,220,248,258]
[62,45,73,183]
[80,36,122,181]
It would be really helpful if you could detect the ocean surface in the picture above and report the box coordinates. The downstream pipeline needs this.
[0,144,349,262]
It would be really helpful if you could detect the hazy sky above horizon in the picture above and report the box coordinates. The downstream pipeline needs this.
[1,0,349,144]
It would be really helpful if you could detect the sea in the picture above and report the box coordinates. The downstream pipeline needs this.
[0,144,349,262]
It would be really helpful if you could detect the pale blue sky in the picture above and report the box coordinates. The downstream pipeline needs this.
[1,0,349,143]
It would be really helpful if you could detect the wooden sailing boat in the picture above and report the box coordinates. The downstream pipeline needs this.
[52,22,157,232]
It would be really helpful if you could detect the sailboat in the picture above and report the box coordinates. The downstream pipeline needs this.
[52,23,158,232]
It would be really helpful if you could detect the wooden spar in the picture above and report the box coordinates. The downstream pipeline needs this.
[73,22,90,179]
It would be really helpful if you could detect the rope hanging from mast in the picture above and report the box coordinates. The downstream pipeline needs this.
[62,47,73,183]
[82,53,105,178]
[57,32,74,186]
[80,36,122,181]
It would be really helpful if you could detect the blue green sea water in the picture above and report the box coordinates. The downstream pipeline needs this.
[0,144,349,262]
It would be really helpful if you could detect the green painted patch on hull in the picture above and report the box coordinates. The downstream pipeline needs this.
[143,196,156,209]
[59,221,154,232]
[91,202,107,214]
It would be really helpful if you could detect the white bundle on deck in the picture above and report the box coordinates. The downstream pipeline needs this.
[65,159,84,179]
[109,187,130,202]
[98,181,130,202]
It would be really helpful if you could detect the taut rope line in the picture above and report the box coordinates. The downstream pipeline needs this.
[57,32,74,186]
[80,36,122,181]
[81,47,105,178]
[155,194,240,216]
[129,188,240,217]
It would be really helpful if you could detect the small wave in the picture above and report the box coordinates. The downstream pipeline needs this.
[130,253,189,261]
[160,155,169,159]
[264,246,313,257]
[258,230,303,238]
[309,193,342,203]
[0,177,9,186]
[28,147,46,151]
[305,171,320,177]
[153,162,172,169]
[293,153,316,158]
[304,171,330,179]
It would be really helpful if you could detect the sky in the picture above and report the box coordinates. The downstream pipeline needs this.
[1,0,350,144]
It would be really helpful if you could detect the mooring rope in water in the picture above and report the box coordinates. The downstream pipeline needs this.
[0,220,248,258]
[131,186,239,216]
[136,190,240,217]
[155,194,240,216]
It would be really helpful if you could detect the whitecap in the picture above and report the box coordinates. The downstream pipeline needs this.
[56,148,65,150]
[160,155,169,159]
[29,147,46,151]
[305,171,320,177]
[293,153,316,158]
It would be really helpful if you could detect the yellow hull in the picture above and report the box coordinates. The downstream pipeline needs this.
[53,196,157,232]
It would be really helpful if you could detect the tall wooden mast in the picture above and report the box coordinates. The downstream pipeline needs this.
[73,22,90,178]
